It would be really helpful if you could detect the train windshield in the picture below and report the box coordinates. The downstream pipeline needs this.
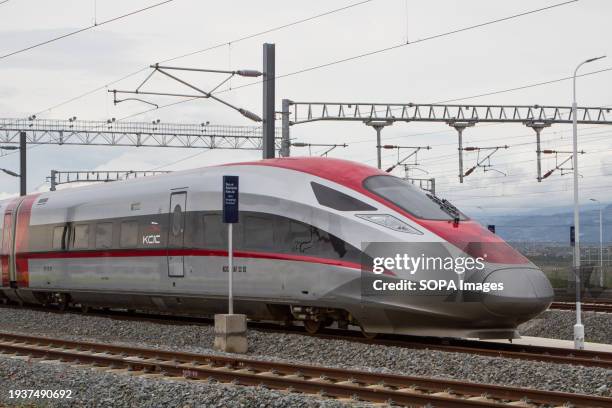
[363,176,467,221]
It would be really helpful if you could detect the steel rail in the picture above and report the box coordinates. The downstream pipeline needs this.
[550,301,612,312]
[1,303,610,369]
[0,332,610,407]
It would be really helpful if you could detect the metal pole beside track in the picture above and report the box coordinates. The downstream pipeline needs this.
[262,43,275,159]
[229,223,233,315]
[600,205,604,288]
[280,99,291,157]
[571,54,606,349]
[19,131,26,196]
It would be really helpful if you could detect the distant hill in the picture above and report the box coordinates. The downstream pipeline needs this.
[473,204,611,244]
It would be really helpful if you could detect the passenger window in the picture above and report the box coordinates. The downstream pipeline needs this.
[120,221,138,248]
[52,226,64,249]
[311,182,377,211]
[203,214,226,248]
[243,214,274,251]
[95,222,113,249]
[73,224,90,249]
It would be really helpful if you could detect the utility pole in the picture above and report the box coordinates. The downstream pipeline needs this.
[524,121,551,182]
[262,43,275,159]
[590,198,604,287]
[571,54,606,350]
[365,120,393,169]
[19,131,26,196]
[280,99,291,157]
[448,121,475,184]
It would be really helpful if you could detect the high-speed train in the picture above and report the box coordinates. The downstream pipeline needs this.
[0,157,553,339]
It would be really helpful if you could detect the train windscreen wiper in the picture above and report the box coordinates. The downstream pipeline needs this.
[426,194,462,223]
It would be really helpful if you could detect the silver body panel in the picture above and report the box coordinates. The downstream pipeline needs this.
[0,162,552,338]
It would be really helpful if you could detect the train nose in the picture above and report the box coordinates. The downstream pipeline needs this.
[481,267,553,319]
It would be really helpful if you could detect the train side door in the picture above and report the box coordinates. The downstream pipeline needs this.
[2,208,14,287]
[4,198,23,288]
[167,192,187,277]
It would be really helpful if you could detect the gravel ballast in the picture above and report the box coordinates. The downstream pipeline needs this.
[518,310,612,344]
[0,306,610,405]
[0,356,362,408]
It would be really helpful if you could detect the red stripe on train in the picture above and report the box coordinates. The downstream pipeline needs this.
[236,158,528,264]
[19,248,364,271]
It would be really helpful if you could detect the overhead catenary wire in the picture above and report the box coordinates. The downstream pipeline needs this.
[29,0,376,118]
[354,132,612,194]
[435,67,612,104]
[159,0,374,64]
[148,149,212,171]
[0,0,176,61]
[114,0,580,122]
[451,184,612,201]
[352,127,611,166]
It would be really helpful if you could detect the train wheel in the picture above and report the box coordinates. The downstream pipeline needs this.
[359,325,378,340]
[303,319,321,335]
[81,304,90,314]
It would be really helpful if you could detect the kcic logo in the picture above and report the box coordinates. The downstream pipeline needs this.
[142,223,161,245]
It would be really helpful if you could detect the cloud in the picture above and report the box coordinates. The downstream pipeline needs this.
[0,28,141,75]
[601,154,612,176]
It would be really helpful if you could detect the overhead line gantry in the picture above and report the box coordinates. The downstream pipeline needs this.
[0,118,281,152]
[280,100,612,182]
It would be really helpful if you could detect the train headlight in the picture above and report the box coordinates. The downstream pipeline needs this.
[356,214,422,234]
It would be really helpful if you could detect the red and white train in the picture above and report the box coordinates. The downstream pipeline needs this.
[0,157,552,338]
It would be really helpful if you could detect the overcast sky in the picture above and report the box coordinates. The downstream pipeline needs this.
[0,0,610,216]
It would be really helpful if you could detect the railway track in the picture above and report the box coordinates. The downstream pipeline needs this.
[550,301,612,313]
[0,332,610,408]
[1,303,612,370]
[315,331,612,370]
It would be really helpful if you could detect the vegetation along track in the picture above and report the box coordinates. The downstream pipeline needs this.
[1,303,611,370]
[0,332,610,408]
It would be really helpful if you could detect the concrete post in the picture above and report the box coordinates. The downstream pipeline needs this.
[214,314,247,353]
